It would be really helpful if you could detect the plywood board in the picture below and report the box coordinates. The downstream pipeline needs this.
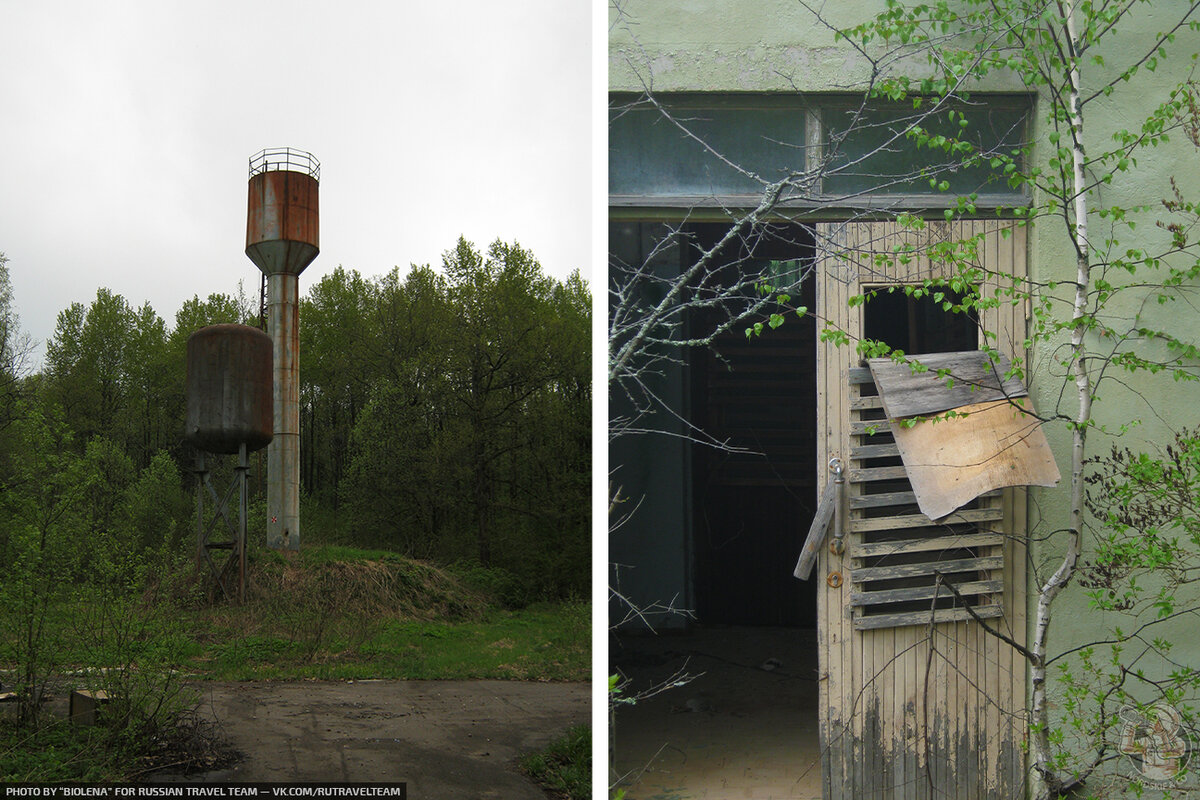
[868,351,1027,419]
[890,398,1059,520]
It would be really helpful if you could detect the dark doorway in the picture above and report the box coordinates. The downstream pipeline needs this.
[688,222,818,627]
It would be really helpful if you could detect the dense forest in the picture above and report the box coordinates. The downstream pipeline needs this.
[0,238,591,606]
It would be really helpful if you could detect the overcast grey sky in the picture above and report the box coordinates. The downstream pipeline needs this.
[0,1,592,365]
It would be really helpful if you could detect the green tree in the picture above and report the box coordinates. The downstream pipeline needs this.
[368,264,452,386]
[300,267,377,508]
[120,303,173,468]
[169,292,245,340]
[339,263,456,552]
[0,397,93,727]
[344,377,455,555]
[521,270,592,596]
[81,437,136,546]
[127,449,187,553]
[335,238,591,600]
[443,238,561,568]
[0,252,32,435]
[44,289,136,445]
[0,389,191,748]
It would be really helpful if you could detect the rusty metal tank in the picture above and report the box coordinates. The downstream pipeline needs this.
[245,148,320,276]
[185,324,273,454]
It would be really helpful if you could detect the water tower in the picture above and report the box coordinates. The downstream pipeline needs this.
[186,323,273,602]
[245,147,320,551]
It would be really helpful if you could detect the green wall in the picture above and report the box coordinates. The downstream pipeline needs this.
[610,0,1200,782]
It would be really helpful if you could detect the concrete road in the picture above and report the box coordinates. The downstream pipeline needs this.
[611,628,822,800]
[165,680,589,799]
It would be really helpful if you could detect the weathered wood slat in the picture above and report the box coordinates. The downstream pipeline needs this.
[854,531,1004,556]
[794,478,840,580]
[849,465,911,483]
[851,555,1004,582]
[850,395,884,411]
[849,506,1004,532]
[852,603,1004,630]
[848,366,874,385]
[849,579,1003,607]
[867,351,1028,419]
[849,490,917,509]
[849,442,900,459]
[851,489,999,511]
[850,419,893,436]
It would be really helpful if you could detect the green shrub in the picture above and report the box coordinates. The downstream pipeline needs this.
[520,724,591,800]
[449,563,532,608]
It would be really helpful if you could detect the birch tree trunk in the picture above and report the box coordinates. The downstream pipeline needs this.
[1030,3,1092,795]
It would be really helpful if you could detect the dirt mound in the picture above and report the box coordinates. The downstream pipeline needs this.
[249,553,489,622]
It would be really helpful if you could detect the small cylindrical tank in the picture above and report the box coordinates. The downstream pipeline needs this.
[245,148,320,276]
[186,324,273,454]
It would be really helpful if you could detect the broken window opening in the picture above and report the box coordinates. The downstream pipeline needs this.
[862,285,978,356]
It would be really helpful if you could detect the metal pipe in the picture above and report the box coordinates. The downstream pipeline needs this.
[195,452,206,569]
[238,442,249,602]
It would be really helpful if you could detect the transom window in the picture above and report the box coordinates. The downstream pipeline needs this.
[609,93,1031,208]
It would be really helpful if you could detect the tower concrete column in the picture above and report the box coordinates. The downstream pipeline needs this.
[267,272,300,550]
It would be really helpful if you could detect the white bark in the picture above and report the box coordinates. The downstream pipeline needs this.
[1030,2,1092,795]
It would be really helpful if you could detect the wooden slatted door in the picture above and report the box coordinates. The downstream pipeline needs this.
[816,220,1029,800]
